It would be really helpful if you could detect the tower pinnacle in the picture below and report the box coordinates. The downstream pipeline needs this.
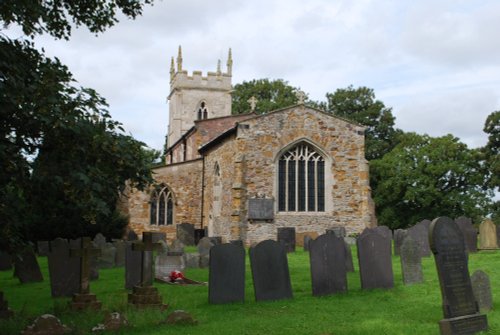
[170,57,175,81]
[226,48,233,76]
[177,45,183,72]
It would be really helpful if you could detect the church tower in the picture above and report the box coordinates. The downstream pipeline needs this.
[167,46,233,146]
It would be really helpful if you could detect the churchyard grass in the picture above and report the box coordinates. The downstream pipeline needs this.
[1,246,498,334]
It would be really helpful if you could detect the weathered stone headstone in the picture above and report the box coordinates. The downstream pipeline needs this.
[36,241,49,256]
[0,291,14,319]
[471,270,493,312]
[47,238,80,297]
[113,240,126,267]
[369,226,392,240]
[125,241,142,290]
[69,237,102,310]
[249,240,293,302]
[197,237,214,268]
[14,246,43,283]
[277,227,296,253]
[456,216,478,253]
[209,243,246,304]
[303,235,312,252]
[128,232,164,308]
[400,237,424,285]
[155,253,185,278]
[127,230,138,241]
[430,216,487,334]
[478,219,498,250]
[393,229,408,256]
[309,234,347,296]
[408,220,432,257]
[93,233,106,248]
[184,253,200,268]
[344,241,354,272]
[326,227,346,238]
[169,239,185,256]
[0,251,12,271]
[357,229,393,290]
[96,242,116,269]
[177,223,195,246]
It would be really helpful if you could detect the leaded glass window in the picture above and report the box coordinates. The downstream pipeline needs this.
[197,101,208,120]
[278,143,325,212]
[150,186,174,225]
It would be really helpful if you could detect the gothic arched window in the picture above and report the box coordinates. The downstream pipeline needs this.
[197,101,208,120]
[150,186,174,225]
[278,143,325,212]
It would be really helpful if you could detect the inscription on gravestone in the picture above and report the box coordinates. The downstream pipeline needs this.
[408,220,431,257]
[209,243,245,304]
[248,198,274,220]
[430,216,487,335]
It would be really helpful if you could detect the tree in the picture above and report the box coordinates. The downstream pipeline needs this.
[0,1,155,250]
[232,79,306,115]
[483,111,500,191]
[370,133,493,229]
[323,86,401,160]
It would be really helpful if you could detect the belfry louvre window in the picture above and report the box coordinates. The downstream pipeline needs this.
[278,143,325,212]
[150,187,174,225]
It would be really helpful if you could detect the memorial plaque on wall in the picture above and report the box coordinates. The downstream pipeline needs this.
[248,199,274,221]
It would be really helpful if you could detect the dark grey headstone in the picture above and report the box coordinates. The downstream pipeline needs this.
[430,216,487,334]
[194,228,206,245]
[455,217,477,253]
[14,246,43,283]
[374,226,392,240]
[96,242,116,269]
[408,220,432,257]
[0,251,12,271]
[230,240,244,247]
[357,229,393,290]
[127,230,138,241]
[209,244,246,304]
[400,237,423,285]
[113,240,126,267]
[125,241,142,290]
[326,227,346,238]
[209,236,222,245]
[471,270,492,312]
[249,240,293,302]
[277,227,296,253]
[47,238,80,297]
[177,223,195,246]
[248,198,274,220]
[309,234,347,296]
[36,241,49,256]
[151,232,167,243]
[303,236,312,252]
[344,241,354,272]
[393,229,408,256]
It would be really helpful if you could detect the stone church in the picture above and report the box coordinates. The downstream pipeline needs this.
[124,47,377,245]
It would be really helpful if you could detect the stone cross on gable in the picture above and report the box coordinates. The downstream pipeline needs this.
[295,90,306,104]
[70,237,101,295]
[132,232,162,287]
[247,96,258,112]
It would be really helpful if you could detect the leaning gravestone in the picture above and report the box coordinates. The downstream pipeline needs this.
[393,229,408,256]
[249,240,293,302]
[430,216,487,334]
[36,241,49,256]
[400,237,424,285]
[47,238,80,297]
[456,217,478,253]
[0,251,12,271]
[177,223,195,246]
[357,229,393,290]
[125,241,142,290]
[478,219,498,250]
[309,234,347,296]
[408,220,432,257]
[14,246,43,283]
[209,243,246,304]
[471,270,493,312]
[344,241,354,272]
[277,227,296,253]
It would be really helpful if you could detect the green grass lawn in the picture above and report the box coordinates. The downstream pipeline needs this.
[1,246,498,335]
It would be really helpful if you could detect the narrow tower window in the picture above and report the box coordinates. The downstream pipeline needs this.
[197,101,208,120]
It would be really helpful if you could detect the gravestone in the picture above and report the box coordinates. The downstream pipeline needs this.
[357,229,393,290]
[400,237,424,285]
[0,251,12,271]
[125,240,142,290]
[393,229,408,256]
[374,226,392,240]
[96,242,116,269]
[155,253,185,278]
[326,227,346,238]
[93,233,107,248]
[0,292,14,319]
[69,237,102,310]
[344,241,354,272]
[113,240,126,267]
[303,236,312,252]
[430,216,487,334]
[128,232,164,308]
[127,230,138,241]
[194,228,206,245]
[184,253,200,268]
[230,240,244,247]
[47,238,80,297]
[198,237,214,268]
[456,217,478,253]
[169,239,185,256]
[478,219,498,250]
[177,223,195,246]
[14,246,43,283]
[209,236,222,245]
[309,234,347,296]
[151,232,167,243]
[249,240,293,302]
[408,220,432,257]
[471,270,493,312]
[277,227,296,253]
[36,241,49,256]
[209,243,246,304]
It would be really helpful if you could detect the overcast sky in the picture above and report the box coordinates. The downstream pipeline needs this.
[8,0,500,151]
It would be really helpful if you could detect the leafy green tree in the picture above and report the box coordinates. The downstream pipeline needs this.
[323,85,401,160]
[370,133,493,229]
[232,79,306,114]
[483,111,500,191]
